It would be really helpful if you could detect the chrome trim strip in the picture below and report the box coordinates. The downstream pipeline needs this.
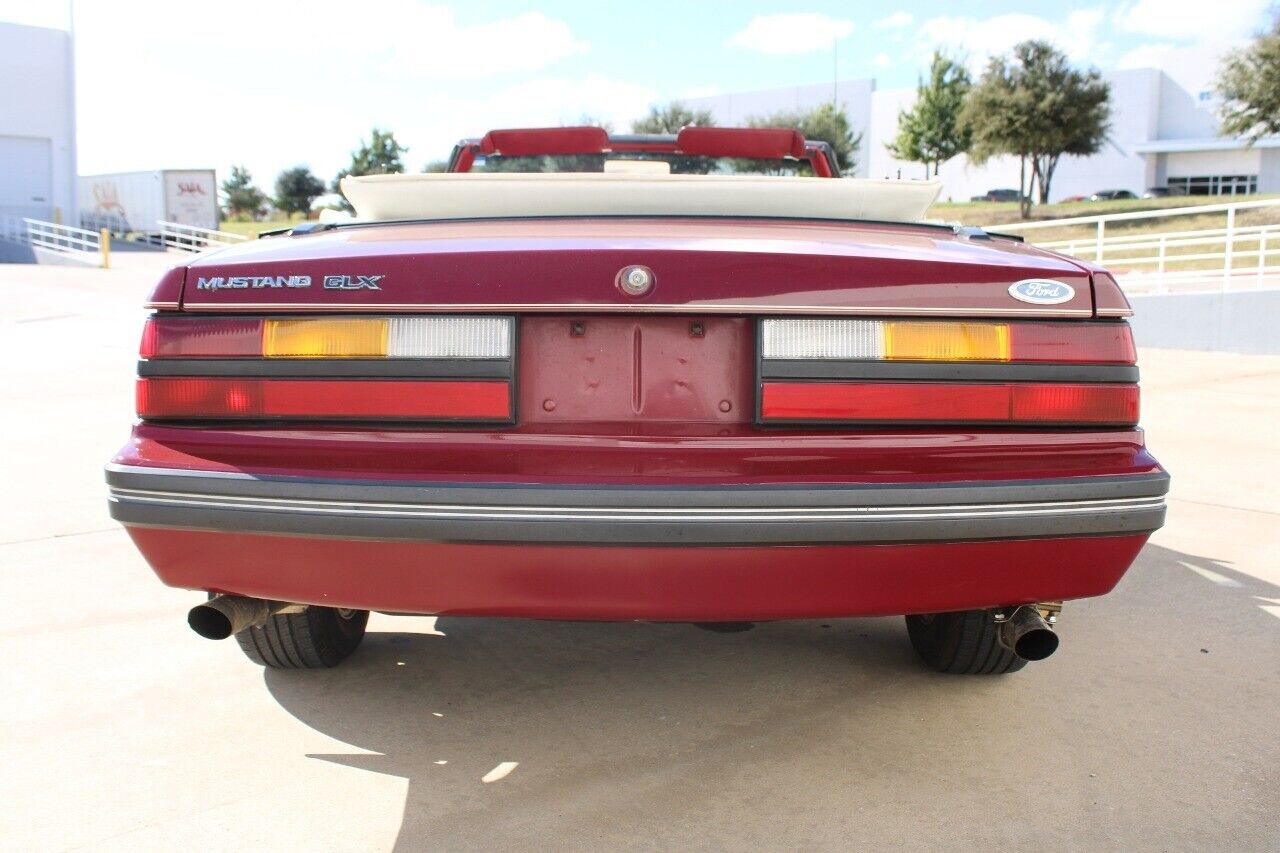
[178,303,1095,318]
[108,485,1162,521]
[108,492,1166,546]
[104,464,1172,508]
[106,464,1169,544]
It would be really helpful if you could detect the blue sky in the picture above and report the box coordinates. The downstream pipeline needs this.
[0,0,1271,190]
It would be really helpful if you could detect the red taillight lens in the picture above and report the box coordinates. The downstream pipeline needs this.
[760,382,1138,425]
[1009,384,1138,423]
[140,317,263,358]
[137,378,511,421]
[1008,323,1135,363]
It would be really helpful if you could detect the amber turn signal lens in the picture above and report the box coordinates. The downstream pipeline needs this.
[883,322,1011,361]
[263,319,389,358]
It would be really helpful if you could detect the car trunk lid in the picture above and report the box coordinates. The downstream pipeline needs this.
[179,217,1094,317]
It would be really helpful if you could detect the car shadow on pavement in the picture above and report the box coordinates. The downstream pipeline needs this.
[264,544,1280,850]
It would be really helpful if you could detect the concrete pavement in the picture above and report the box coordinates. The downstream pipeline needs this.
[1,261,1276,851]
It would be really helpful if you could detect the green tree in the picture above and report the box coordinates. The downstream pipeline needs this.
[962,40,1111,217]
[220,165,267,220]
[332,128,408,208]
[273,166,325,218]
[887,51,971,178]
[1216,15,1280,142]
[631,101,716,133]
[745,102,862,173]
[422,160,450,173]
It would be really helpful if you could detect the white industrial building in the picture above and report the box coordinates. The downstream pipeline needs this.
[0,20,76,222]
[685,48,1279,203]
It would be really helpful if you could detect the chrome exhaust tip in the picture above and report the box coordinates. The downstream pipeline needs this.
[998,605,1060,661]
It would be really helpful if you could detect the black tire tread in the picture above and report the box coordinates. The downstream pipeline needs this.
[906,609,1028,675]
[235,607,368,669]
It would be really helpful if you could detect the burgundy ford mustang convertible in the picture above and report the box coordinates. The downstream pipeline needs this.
[107,127,1167,674]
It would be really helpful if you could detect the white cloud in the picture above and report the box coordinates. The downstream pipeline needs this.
[872,52,891,68]
[873,12,913,30]
[74,2,587,83]
[915,10,1106,72]
[728,13,854,55]
[1116,42,1179,69]
[379,10,588,78]
[67,1,633,189]
[438,75,659,137]
[1112,0,1269,42]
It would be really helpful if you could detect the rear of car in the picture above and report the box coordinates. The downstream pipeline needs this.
[108,129,1166,675]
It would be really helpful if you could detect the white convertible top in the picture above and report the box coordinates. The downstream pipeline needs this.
[339,172,943,224]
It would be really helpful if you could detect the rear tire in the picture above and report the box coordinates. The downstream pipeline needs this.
[905,610,1028,674]
[235,607,368,669]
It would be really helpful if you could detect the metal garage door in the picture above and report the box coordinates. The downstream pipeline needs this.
[0,135,53,221]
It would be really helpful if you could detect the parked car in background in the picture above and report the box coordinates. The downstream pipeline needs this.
[1142,186,1187,198]
[107,126,1167,677]
[970,188,1026,203]
[1089,189,1138,201]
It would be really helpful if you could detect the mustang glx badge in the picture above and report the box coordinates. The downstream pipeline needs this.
[1008,279,1075,305]
[194,274,385,291]
[195,275,311,290]
[323,274,383,290]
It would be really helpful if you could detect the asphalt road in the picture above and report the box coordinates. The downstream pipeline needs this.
[2,259,1277,851]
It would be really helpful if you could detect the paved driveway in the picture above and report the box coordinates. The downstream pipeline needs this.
[2,262,1276,851]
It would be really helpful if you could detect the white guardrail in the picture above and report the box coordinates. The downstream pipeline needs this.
[155,220,248,252]
[1,215,248,266]
[0,214,107,267]
[997,197,1280,294]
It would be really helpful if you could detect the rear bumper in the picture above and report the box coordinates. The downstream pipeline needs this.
[108,464,1168,546]
[108,462,1167,619]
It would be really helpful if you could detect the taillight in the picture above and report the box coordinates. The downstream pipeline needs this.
[140,316,512,359]
[137,315,514,422]
[760,319,1134,364]
[757,318,1138,427]
[139,317,262,358]
[760,382,1138,424]
[137,378,511,421]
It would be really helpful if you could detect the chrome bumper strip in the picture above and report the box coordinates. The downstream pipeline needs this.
[107,466,1168,546]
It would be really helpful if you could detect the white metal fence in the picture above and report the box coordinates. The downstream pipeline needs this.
[998,198,1280,294]
[2,215,247,266]
[156,220,248,253]
[0,214,106,266]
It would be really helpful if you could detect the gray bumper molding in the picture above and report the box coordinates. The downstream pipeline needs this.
[106,464,1169,546]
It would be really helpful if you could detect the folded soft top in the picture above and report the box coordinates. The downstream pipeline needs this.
[339,172,943,224]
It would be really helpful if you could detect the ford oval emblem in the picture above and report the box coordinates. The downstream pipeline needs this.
[1008,279,1075,305]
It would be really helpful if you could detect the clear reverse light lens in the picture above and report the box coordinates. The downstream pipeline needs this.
[761,318,883,359]
[388,317,510,358]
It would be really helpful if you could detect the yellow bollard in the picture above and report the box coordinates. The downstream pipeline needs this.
[100,228,111,269]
